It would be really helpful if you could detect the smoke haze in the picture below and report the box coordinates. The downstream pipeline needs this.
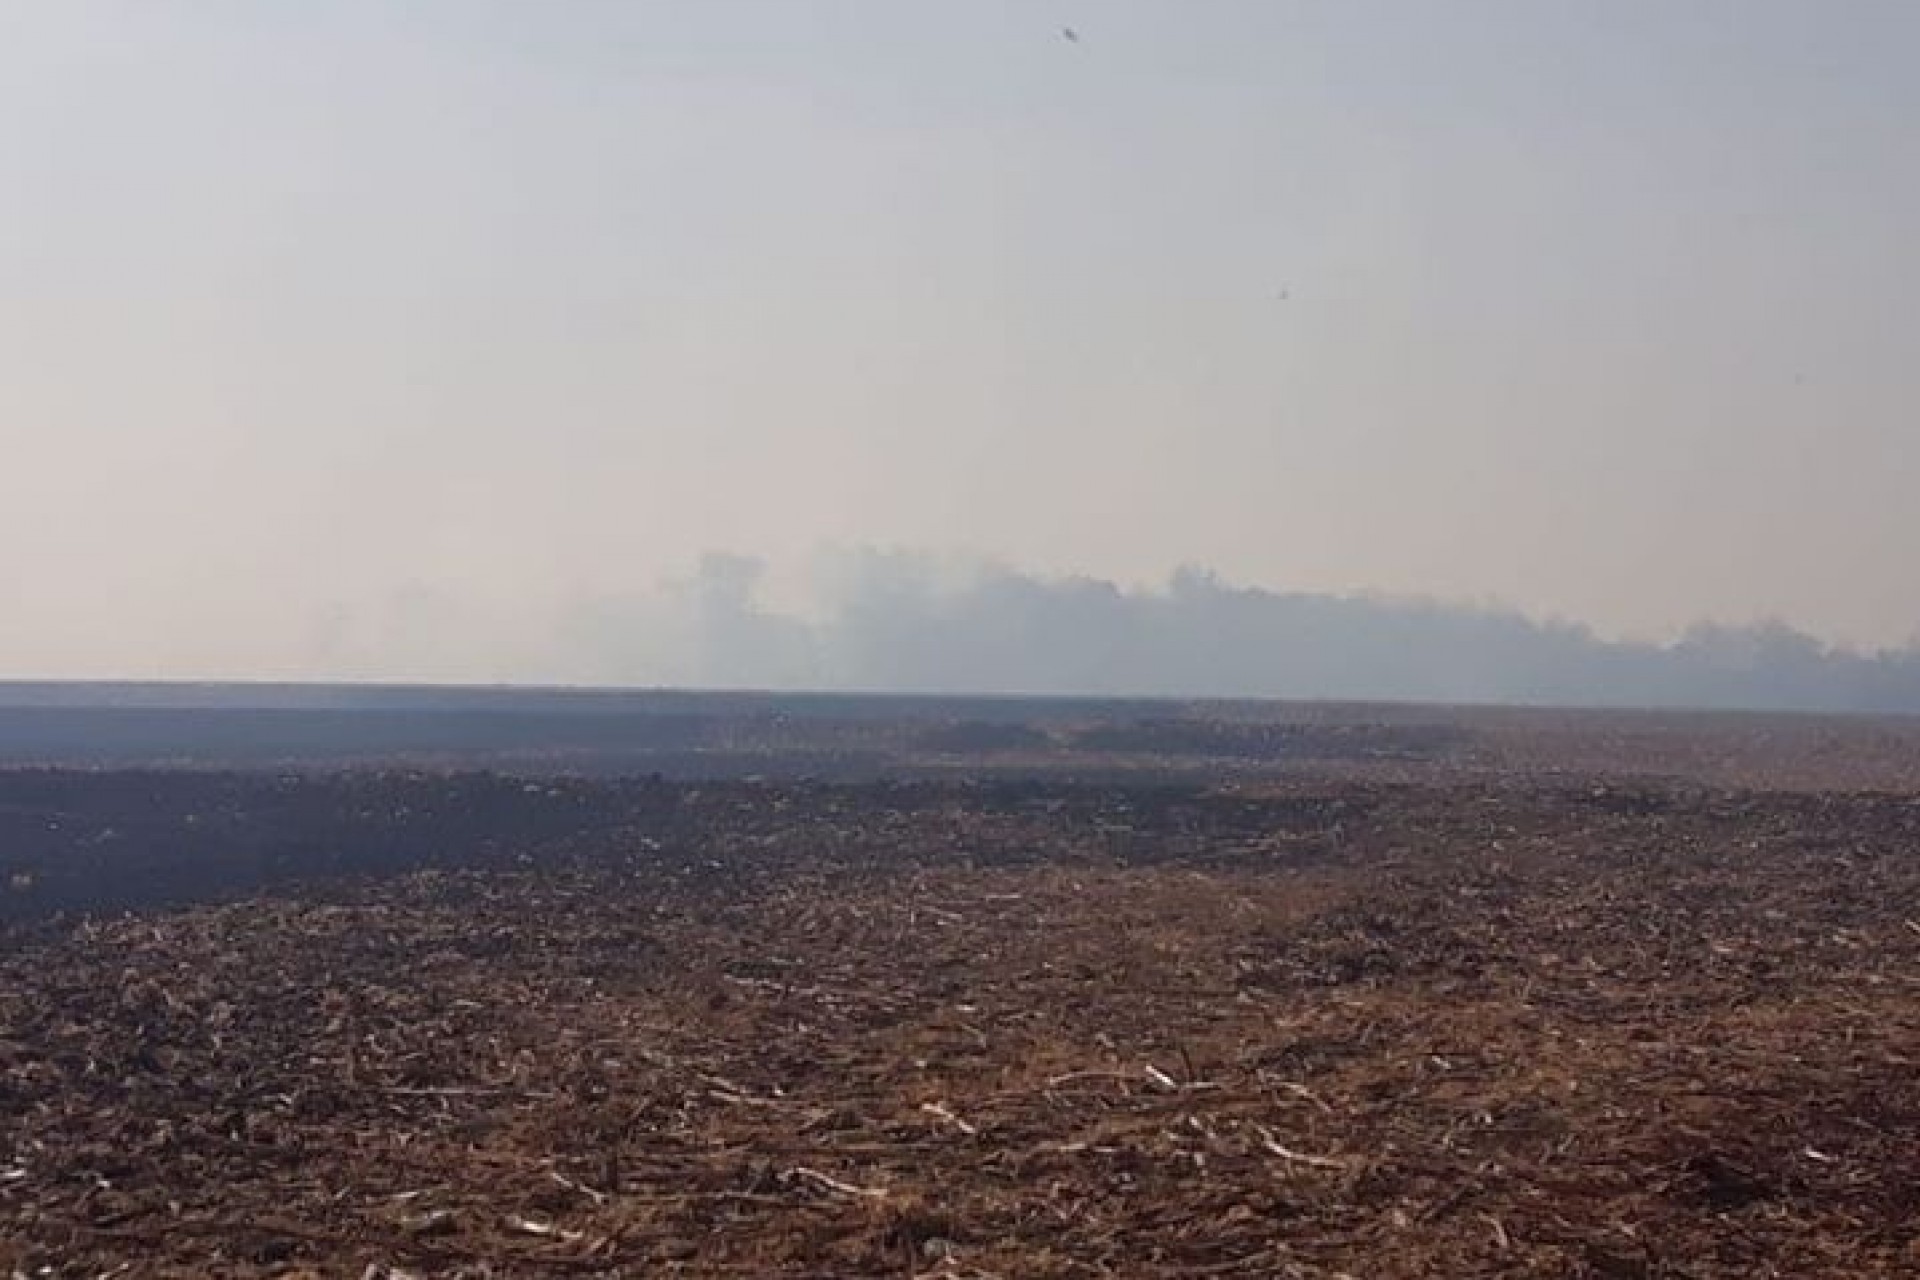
[304,551,1920,714]
[4,4,1919,695]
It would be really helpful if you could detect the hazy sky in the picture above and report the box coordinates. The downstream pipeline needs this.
[3,1,1918,679]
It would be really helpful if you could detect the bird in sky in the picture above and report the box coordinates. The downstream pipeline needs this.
[1061,26,1080,43]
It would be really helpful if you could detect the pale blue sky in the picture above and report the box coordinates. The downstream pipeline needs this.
[2,2,1917,678]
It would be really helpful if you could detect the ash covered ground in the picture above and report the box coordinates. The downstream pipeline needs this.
[2,697,1918,1277]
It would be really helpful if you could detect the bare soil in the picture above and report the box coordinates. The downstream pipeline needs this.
[3,713,1919,1276]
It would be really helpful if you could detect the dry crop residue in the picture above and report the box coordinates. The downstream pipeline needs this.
[2,774,1918,1276]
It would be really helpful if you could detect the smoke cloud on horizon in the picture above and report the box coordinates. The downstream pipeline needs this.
[500,550,1920,714]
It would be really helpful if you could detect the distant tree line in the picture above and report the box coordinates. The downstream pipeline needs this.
[562,553,1920,714]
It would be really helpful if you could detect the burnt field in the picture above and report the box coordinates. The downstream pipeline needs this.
[3,706,1920,1276]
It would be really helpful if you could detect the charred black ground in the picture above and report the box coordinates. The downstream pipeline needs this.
[2,700,1918,1276]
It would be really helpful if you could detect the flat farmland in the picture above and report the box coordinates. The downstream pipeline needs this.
[2,704,1919,1276]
